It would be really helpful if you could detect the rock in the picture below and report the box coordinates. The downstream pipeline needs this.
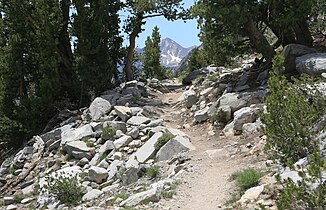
[89,97,112,121]
[279,170,302,183]
[6,205,17,210]
[145,119,164,128]
[122,167,140,185]
[62,141,94,160]
[281,44,317,74]
[82,189,103,201]
[134,132,163,163]
[233,107,257,133]
[223,121,235,136]
[205,149,229,160]
[120,188,160,207]
[183,90,197,109]
[89,166,108,184]
[98,141,115,156]
[193,107,209,123]
[200,87,214,96]
[114,135,133,149]
[127,127,140,139]
[182,68,209,85]
[78,157,89,167]
[211,105,232,123]
[3,197,14,205]
[219,93,247,113]
[114,106,132,122]
[107,160,123,180]
[238,185,264,205]
[20,197,34,204]
[242,120,262,136]
[296,53,326,75]
[61,124,94,145]
[127,116,151,126]
[156,136,195,162]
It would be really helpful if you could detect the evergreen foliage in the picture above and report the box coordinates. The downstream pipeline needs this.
[142,26,164,80]
[72,1,122,104]
[261,54,324,165]
[192,0,320,65]
[122,0,185,81]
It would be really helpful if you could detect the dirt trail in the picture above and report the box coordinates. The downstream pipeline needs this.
[155,90,263,210]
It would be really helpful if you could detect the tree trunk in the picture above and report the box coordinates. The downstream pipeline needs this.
[244,17,275,62]
[58,0,74,98]
[124,30,136,81]
[294,20,313,47]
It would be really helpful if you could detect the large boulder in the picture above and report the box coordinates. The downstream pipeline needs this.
[296,53,326,75]
[114,106,132,122]
[61,124,94,145]
[193,107,209,124]
[134,132,163,163]
[62,141,94,160]
[219,92,263,113]
[82,189,103,202]
[182,90,197,109]
[127,116,151,126]
[120,188,160,207]
[233,107,257,133]
[89,97,112,121]
[89,166,108,184]
[113,135,133,149]
[281,44,317,74]
[156,136,195,162]
[182,68,209,85]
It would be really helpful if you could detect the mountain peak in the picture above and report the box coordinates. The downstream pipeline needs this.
[160,37,195,67]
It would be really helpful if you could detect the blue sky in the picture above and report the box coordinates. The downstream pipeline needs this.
[122,1,201,48]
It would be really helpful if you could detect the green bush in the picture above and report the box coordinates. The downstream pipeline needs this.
[43,172,85,206]
[101,125,116,140]
[154,132,175,151]
[231,168,264,192]
[276,149,325,210]
[145,166,160,179]
[261,54,323,165]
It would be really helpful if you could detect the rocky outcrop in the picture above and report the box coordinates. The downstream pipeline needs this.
[296,53,326,75]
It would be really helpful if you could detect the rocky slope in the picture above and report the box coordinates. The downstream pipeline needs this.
[0,44,325,210]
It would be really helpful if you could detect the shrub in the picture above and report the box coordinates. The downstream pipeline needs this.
[276,149,325,210]
[145,166,160,179]
[260,53,323,165]
[154,132,174,151]
[231,168,264,192]
[43,172,85,206]
[101,125,116,140]
[13,194,24,203]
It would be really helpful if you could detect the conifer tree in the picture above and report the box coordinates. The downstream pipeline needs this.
[72,0,122,104]
[142,26,163,80]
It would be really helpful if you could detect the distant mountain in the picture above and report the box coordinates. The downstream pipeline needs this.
[137,38,196,68]
[160,38,196,67]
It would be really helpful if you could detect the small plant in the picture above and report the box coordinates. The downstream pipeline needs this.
[162,190,176,199]
[43,172,86,206]
[145,166,160,179]
[154,132,174,151]
[84,138,94,147]
[115,193,129,200]
[231,168,264,192]
[101,125,116,140]
[13,194,24,203]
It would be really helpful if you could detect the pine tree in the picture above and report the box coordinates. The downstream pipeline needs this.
[0,0,76,149]
[72,0,122,105]
[122,0,185,81]
[142,26,164,80]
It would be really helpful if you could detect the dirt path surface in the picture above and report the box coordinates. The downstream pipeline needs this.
[155,90,265,210]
